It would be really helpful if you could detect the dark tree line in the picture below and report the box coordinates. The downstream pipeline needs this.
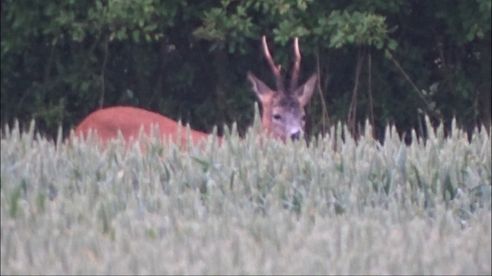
[1,0,490,140]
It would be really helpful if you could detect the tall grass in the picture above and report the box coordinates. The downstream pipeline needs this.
[1,116,491,275]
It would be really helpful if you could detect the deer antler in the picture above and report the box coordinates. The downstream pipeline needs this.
[262,35,285,91]
[289,37,301,91]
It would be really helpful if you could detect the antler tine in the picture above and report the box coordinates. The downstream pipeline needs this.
[289,37,301,91]
[262,35,284,91]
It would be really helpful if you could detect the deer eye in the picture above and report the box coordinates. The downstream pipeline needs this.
[273,114,282,120]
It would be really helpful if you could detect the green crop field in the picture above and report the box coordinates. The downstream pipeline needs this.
[1,117,491,275]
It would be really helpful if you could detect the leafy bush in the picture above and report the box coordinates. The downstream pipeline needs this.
[2,0,490,139]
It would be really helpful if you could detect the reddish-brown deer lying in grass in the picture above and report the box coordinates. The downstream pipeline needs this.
[75,36,317,146]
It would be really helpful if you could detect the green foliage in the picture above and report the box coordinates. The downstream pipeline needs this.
[1,120,490,274]
[315,11,396,49]
[434,0,491,44]
[193,3,255,53]
[1,0,490,140]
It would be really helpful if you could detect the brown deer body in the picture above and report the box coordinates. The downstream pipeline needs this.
[75,106,209,145]
[75,36,317,145]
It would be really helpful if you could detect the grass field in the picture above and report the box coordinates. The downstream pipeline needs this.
[1,117,491,275]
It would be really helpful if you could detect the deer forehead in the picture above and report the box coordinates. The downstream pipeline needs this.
[270,95,304,117]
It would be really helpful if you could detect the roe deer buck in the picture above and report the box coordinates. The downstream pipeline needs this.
[74,36,317,145]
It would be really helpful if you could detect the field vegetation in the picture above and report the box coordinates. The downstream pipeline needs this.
[1,116,491,274]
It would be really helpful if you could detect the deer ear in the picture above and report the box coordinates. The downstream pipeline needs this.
[294,74,317,106]
[247,72,275,103]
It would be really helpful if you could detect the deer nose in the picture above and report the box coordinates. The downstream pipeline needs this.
[290,131,302,140]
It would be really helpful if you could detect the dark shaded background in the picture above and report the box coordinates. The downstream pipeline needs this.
[1,0,490,141]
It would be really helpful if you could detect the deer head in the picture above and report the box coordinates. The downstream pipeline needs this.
[248,36,317,141]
